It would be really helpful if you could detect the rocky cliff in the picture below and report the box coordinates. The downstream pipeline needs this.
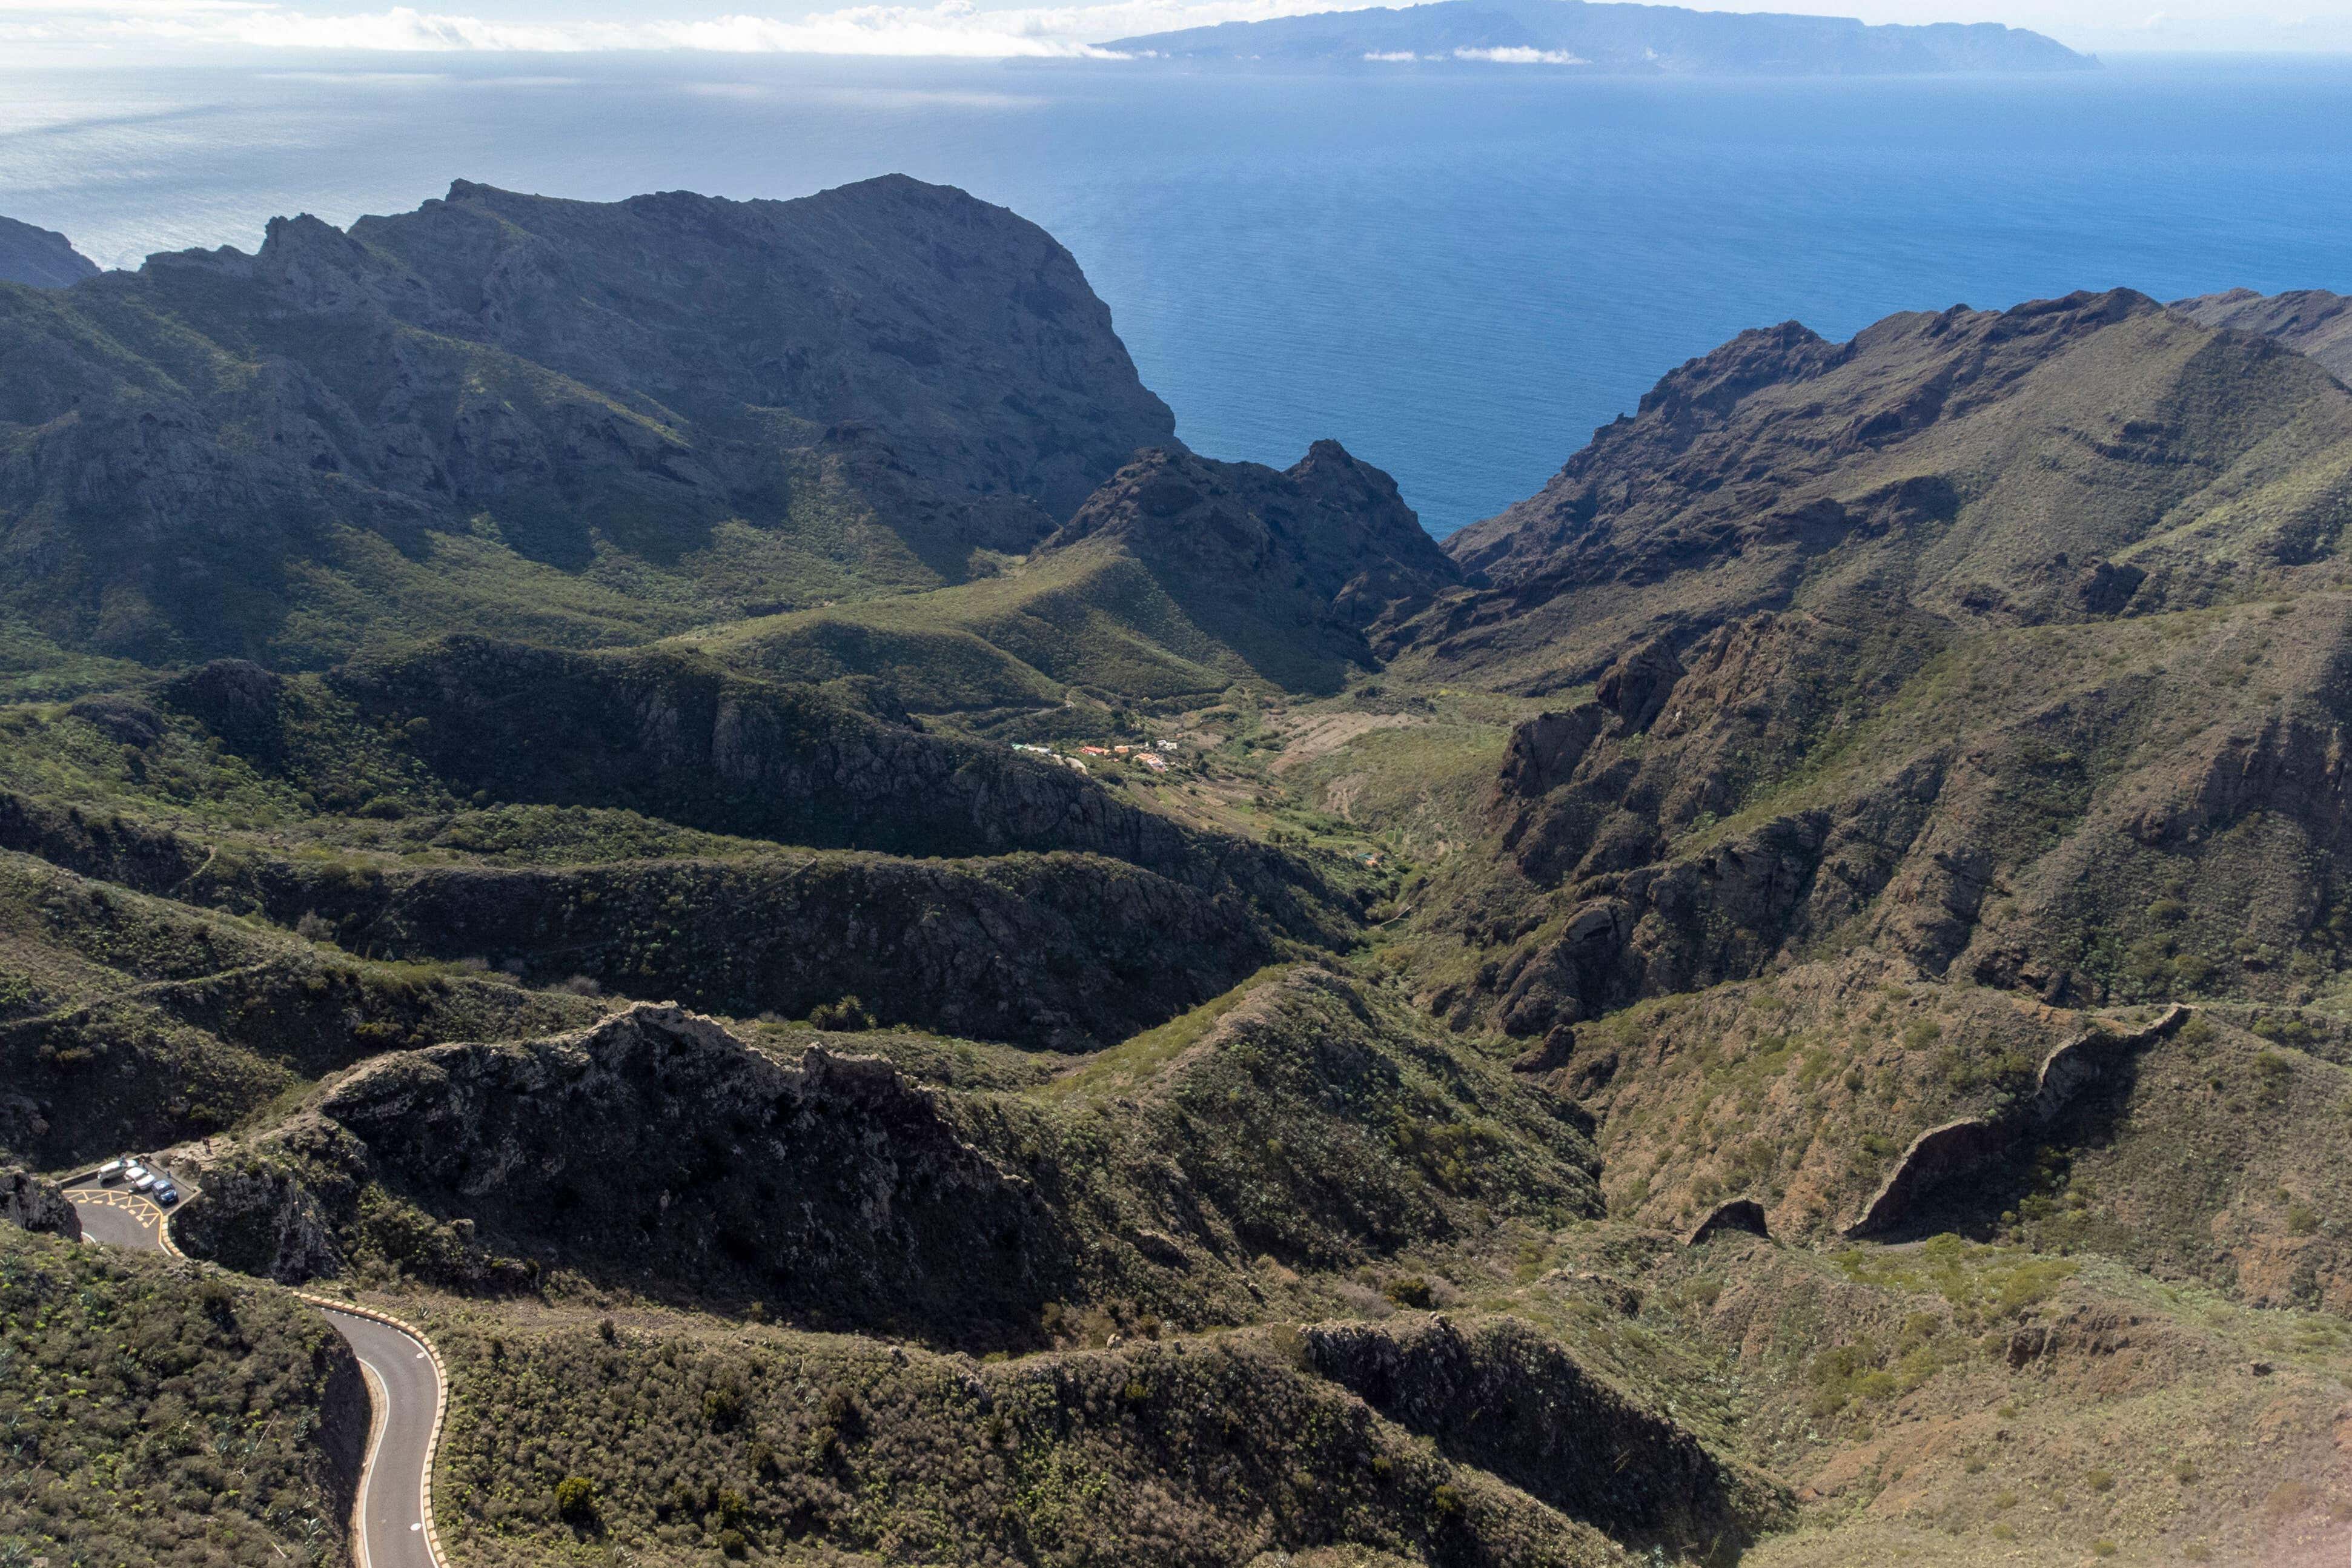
[0,176,1174,665]
[1,1165,80,1237]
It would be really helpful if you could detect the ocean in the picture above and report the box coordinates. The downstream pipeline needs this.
[4,52,2350,535]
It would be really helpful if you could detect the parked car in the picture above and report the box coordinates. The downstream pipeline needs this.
[96,1159,125,1184]
[131,1174,157,1193]
[156,1186,181,1206]
[124,1163,148,1182]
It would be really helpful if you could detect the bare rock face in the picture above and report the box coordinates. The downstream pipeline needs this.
[1594,635,1686,732]
[1683,1198,1769,1246]
[1,1166,81,1239]
[174,1162,347,1283]
[0,214,99,288]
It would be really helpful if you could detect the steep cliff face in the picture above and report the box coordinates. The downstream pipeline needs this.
[1306,1312,1786,1554]
[1433,587,2352,1039]
[247,850,1294,1050]
[0,177,1174,664]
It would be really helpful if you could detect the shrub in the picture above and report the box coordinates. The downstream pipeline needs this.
[2085,1467,2115,1493]
[703,1382,746,1430]
[810,995,877,1031]
[1383,1275,1434,1309]
[718,1527,749,1558]
[555,1475,601,1525]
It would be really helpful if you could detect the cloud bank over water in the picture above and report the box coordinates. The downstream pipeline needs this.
[0,0,1368,55]
[1,0,2345,58]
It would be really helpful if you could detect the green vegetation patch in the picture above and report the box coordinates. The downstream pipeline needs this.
[0,1225,360,1567]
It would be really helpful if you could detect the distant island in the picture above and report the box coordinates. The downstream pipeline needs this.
[1110,0,2095,72]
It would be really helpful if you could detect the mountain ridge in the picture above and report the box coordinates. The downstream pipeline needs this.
[18,174,2352,1568]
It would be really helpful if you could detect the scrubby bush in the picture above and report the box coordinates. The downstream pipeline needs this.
[1384,1274,1436,1309]
[426,1312,1631,1568]
[0,1226,355,1566]
[555,1475,601,1524]
[809,994,877,1031]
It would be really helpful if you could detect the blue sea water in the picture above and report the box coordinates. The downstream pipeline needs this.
[3,53,2350,535]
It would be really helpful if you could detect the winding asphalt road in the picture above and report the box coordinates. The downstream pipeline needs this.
[62,1166,446,1568]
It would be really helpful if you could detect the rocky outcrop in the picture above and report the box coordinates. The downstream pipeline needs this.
[0,214,99,288]
[1496,704,1607,802]
[2,1166,81,1239]
[269,1005,1068,1340]
[1844,1004,2190,1238]
[1594,635,1686,732]
[176,1162,346,1283]
[1039,444,1462,690]
[1306,1313,1787,1555]
[1683,1198,1769,1246]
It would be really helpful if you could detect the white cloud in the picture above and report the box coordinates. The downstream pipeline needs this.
[0,0,1379,55]
[1361,47,1418,57]
[6,0,2351,58]
[1452,44,1589,61]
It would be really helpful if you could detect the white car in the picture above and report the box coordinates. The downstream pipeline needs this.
[131,1174,157,1193]
[95,1159,125,1184]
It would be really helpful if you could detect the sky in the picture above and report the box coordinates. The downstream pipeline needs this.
[2,0,2348,61]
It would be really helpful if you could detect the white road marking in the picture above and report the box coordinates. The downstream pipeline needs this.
[353,1357,389,1568]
